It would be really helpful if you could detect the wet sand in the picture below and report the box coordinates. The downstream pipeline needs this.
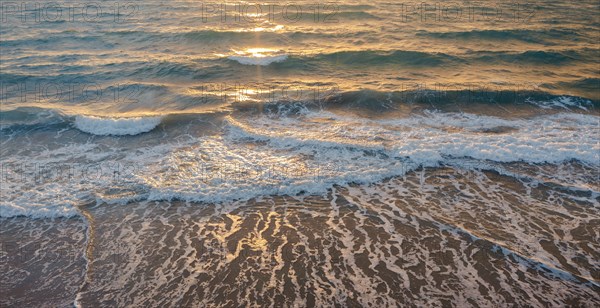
[2,168,599,306]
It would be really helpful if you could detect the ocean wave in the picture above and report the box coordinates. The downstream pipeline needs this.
[1,34,110,49]
[555,78,600,99]
[306,49,589,68]
[106,28,332,44]
[253,48,582,69]
[526,96,595,110]
[334,11,380,20]
[74,115,162,136]
[265,48,590,68]
[228,54,289,66]
[324,89,598,110]
[316,50,458,66]
[226,111,600,165]
[2,108,598,218]
[0,90,597,134]
[129,60,205,78]
[0,107,68,128]
[417,29,581,44]
[473,50,583,65]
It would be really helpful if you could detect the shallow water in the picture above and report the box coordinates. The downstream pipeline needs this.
[1,0,599,306]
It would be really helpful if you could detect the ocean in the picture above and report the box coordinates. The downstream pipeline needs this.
[1,0,599,306]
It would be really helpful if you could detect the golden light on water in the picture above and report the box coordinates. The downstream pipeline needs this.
[4,0,600,306]
[234,48,282,57]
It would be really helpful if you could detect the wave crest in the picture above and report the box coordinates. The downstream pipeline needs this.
[228,54,289,66]
[74,115,162,136]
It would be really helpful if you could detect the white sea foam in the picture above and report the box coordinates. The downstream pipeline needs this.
[122,111,600,207]
[228,54,288,66]
[2,110,598,218]
[226,110,600,165]
[74,115,162,136]
[0,202,80,219]
[527,96,594,110]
